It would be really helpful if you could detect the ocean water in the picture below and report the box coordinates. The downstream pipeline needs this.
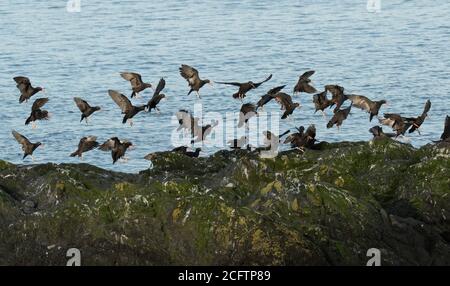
[0,0,449,173]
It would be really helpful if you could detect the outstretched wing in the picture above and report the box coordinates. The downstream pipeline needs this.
[252,74,273,88]
[422,100,431,116]
[267,85,286,95]
[179,64,200,85]
[99,138,117,151]
[120,72,143,89]
[108,90,132,113]
[300,70,315,80]
[153,78,166,97]
[14,76,32,92]
[12,130,31,148]
[31,98,49,111]
[347,95,371,112]
[74,97,91,112]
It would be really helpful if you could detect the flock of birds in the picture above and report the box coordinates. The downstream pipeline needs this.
[9,65,450,165]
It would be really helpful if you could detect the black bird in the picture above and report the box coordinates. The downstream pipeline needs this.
[108,90,146,126]
[379,114,412,136]
[25,98,50,128]
[327,105,352,130]
[216,74,272,100]
[271,92,300,119]
[313,90,333,119]
[325,85,347,111]
[120,72,153,98]
[284,125,317,150]
[144,146,191,161]
[70,136,99,158]
[179,64,212,98]
[256,85,286,110]
[147,78,166,113]
[172,146,189,153]
[369,126,396,140]
[227,136,248,149]
[99,137,134,164]
[14,76,45,103]
[12,130,42,160]
[176,109,199,137]
[74,97,101,124]
[407,100,431,134]
[293,71,317,95]
[440,116,450,142]
[346,94,387,121]
[238,103,258,128]
[191,120,219,143]
[184,148,201,158]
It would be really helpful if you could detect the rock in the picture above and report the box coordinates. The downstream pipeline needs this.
[0,140,449,265]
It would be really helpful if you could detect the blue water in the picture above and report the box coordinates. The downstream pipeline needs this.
[0,0,449,173]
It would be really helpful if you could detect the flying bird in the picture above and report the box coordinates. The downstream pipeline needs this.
[379,114,412,136]
[407,100,431,135]
[74,97,101,124]
[369,126,396,140]
[12,130,42,160]
[14,76,45,103]
[256,85,286,110]
[325,85,347,111]
[176,109,199,137]
[191,120,219,144]
[99,137,134,164]
[147,78,166,113]
[70,136,99,158]
[108,90,146,126]
[25,98,50,128]
[179,64,212,98]
[271,92,300,119]
[346,94,387,121]
[238,103,258,128]
[284,125,317,150]
[120,72,153,98]
[293,71,317,95]
[216,74,272,100]
[327,105,352,130]
[312,90,333,119]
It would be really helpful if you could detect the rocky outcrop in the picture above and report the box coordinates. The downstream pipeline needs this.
[0,140,449,265]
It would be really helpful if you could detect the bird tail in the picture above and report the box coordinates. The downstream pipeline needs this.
[326,121,333,129]
[187,89,194,95]
[70,151,80,157]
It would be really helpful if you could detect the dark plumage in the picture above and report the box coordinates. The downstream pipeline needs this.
[14,76,44,103]
[12,130,42,160]
[293,71,317,95]
[179,64,212,98]
[227,136,248,149]
[284,125,317,149]
[369,126,396,140]
[440,116,450,142]
[70,136,99,158]
[238,103,258,128]
[191,120,219,143]
[313,90,333,118]
[379,114,412,136]
[147,78,166,113]
[25,98,50,128]
[346,94,387,122]
[120,72,153,98]
[325,85,347,111]
[176,109,198,137]
[407,100,431,134]
[256,85,286,110]
[216,74,272,100]
[271,92,300,119]
[327,105,352,130]
[184,148,201,158]
[74,97,101,124]
[108,90,146,126]
[99,137,133,164]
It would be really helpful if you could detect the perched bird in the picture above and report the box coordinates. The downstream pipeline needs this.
[216,74,272,100]
[179,64,212,98]
[312,90,333,119]
[14,76,45,103]
[284,125,317,150]
[293,71,317,95]
[144,146,192,161]
[262,130,291,150]
[108,90,146,126]
[73,97,101,124]
[70,136,99,158]
[25,98,50,128]
[346,94,387,121]
[440,115,450,142]
[271,92,300,119]
[184,148,201,158]
[327,105,352,130]
[176,109,198,137]
[325,85,347,111]
[120,72,153,98]
[238,103,258,128]
[11,130,42,160]
[171,146,189,153]
[407,100,431,134]
[256,85,286,110]
[369,126,396,140]
[147,78,166,113]
[99,137,134,164]
[379,114,412,136]
[191,120,219,143]
[227,136,248,149]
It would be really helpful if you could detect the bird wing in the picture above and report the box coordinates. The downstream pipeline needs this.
[179,65,200,85]
[99,138,117,151]
[74,97,90,112]
[347,95,371,112]
[108,90,132,113]
[273,92,294,109]
[12,131,31,148]
[300,82,317,93]
[252,74,273,88]
[240,103,256,113]
[300,70,315,79]
[14,76,32,93]
[422,100,431,116]
[31,98,49,111]
[267,85,286,95]
[152,78,166,97]
[441,116,450,141]
[120,72,143,89]
[305,125,316,138]
[215,81,242,87]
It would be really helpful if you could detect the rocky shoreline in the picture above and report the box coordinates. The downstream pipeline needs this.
[0,140,449,265]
